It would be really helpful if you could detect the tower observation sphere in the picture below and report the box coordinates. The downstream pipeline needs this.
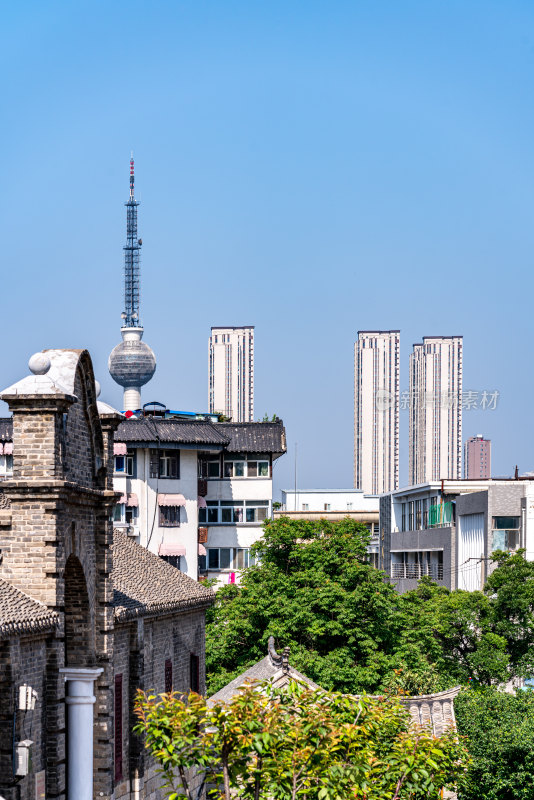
[108,157,157,411]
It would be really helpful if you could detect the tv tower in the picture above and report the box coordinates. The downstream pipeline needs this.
[108,156,156,410]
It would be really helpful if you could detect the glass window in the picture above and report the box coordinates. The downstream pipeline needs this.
[408,502,414,530]
[115,453,135,476]
[247,461,258,477]
[113,504,123,522]
[221,507,232,523]
[208,460,220,478]
[207,506,219,523]
[233,506,243,523]
[493,517,519,530]
[401,503,406,531]
[258,461,269,477]
[208,549,219,569]
[159,506,180,527]
[246,507,255,522]
[198,507,207,523]
[234,462,245,477]
[416,500,422,529]
[324,503,331,511]
[219,548,231,569]
[224,461,233,478]
[235,549,255,569]
[115,456,125,473]
[160,451,179,479]
[422,499,428,529]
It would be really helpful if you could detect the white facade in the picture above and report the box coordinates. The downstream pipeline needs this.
[409,336,463,484]
[113,447,200,580]
[354,330,399,494]
[281,489,379,514]
[209,326,254,422]
[202,457,273,585]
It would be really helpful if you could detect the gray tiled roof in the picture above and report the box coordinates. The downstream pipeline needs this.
[0,579,59,637]
[209,639,460,736]
[115,419,230,447]
[216,421,286,455]
[0,418,12,442]
[112,531,214,621]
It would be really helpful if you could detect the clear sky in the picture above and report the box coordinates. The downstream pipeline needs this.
[1,1,534,496]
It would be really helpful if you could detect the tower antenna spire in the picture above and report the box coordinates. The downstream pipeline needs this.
[108,156,156,411]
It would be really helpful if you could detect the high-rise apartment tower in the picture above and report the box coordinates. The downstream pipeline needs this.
[409,336,462,484]
[464,435,491,479]
[209,326,254,422]
[354,330,399,494]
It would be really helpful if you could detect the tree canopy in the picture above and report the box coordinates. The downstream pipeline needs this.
[134,681,469,800]
[206,517,534,697]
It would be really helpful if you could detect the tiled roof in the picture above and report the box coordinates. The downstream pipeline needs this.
[0,418,12,442]
[112,530,214,621]
[0,579,59,637]
[216,421,287,455]
[209,639,459,736]
[115,419,230,447]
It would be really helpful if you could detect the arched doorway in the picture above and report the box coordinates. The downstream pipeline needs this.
[64,555,92,666]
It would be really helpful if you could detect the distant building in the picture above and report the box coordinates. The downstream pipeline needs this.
[464,435,491,479]
[379,478,534,593]
[278,489,380,566]
[354,331,400,494]
[409,336,463,484]
[111,411,285,583]
[209,326,254,422]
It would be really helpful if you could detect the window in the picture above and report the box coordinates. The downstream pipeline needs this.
[235,548,255,569]
[416,500,422,530]
[347,503,353,510]
[401,503,406,532]
[159,451,179,479]
[492,517,520,552]
[161,555,181,569]
[422,498,429,529]
[207,460,220,478]
[208,548,232,570]
[408,502,414,530]
[224,460,245,477]
[113,504,138,525]
[324,503,331,511]
[245,501,268,522]
[302,503,309,511]
[114,452,135,476]
[201,501,267,524]
[165,659,173,693]
[0,454,13,477]
[114,674,123,782]
[159,506,180,527]
[150,450,180,479]
[190,654,200,693]
[247,460,269,477]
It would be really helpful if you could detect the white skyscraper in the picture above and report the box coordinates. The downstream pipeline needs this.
[409,336,463,484]
[209,326,254,422]
[354,330,400,494]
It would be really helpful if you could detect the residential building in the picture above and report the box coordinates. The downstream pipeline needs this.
[111,412,286,583]
[209,326,254,422]
[464,434,491,479]
[0,348,213,800]
[379,478,534,593]
[409,336,463,484]
[354,330,399,494]
[277,489,379,565]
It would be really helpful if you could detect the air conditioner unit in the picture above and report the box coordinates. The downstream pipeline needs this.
[126,525,137,537]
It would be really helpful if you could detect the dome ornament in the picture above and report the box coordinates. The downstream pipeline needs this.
[28,353,51,376]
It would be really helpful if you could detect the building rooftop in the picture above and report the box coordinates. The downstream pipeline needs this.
[115,418,230,447]
[112,530,214,622]
[0,579,60,637]
[217,421,286,455]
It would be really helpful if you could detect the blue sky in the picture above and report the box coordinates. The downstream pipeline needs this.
[1,1,534,495]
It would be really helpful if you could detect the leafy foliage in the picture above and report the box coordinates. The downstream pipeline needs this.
[134,681,469,800]
[455,687,534,800]
[206,519,534,697]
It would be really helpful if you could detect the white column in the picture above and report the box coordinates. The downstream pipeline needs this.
[60,667,103,800]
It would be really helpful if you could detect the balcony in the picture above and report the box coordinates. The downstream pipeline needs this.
[198,478,208,497]
[391,563,443,580]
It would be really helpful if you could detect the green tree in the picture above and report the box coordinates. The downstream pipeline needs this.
[206,520,534,697]
[206,517,401,696]
[134,681,469,800]
[455,687,534,800]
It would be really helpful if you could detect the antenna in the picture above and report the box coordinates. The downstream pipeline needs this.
[123,155,141,328]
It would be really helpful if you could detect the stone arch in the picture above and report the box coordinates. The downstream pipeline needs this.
[64,555,93,666]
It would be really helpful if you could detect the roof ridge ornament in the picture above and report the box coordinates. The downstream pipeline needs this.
[268,635,290,671]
